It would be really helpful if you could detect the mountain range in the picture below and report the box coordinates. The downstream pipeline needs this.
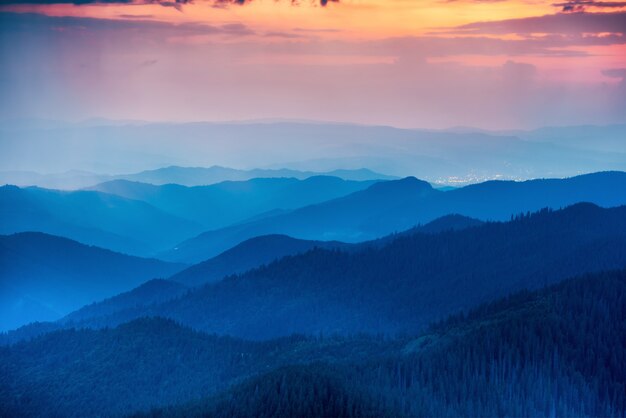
[0,213,484,338]
[86,176,377,230]
[22,203,623,342]
[4,171,624,264]
[170,214,484,287]
[0,176,376,256]
[0,185,203,256]
[2,122,625,182]
[1,161,625,417]
[0,166,394,190]
[164,171,626,263]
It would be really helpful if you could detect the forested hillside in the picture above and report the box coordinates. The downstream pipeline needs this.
[63,204,626,339]
[171,214,482,287]
[169,235,345,286]
[143,268,626,417]
[3,269,624,417]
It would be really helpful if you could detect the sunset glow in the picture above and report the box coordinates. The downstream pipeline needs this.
[1,0,625,128]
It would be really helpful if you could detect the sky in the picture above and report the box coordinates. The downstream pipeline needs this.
[0,0,625,129]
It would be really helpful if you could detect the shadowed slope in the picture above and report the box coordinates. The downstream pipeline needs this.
[0,233,185,330]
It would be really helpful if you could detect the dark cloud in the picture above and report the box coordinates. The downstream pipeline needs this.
[2,10,625,61]
[138,59,158,67]
[446,11,626,35]
[0,0,338,7]
[369,33,624,59]
[0,11,255,37]
[0,0,191,10]
[443,0,508,3]
[118,13,154,18]
[264,31,305,38]
[293,27,342,33]
[553,0,626,13]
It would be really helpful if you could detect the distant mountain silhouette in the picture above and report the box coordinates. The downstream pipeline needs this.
[87,176,377,230]
[0,166,395,189]
[3,268,625,417]
[0,232,184,331]
[0,170,110,190]
[121,166,396,186]
[51,204,626,339]
[164,171,626,263]
[162,177,436,262]
[4,121,625,184]
[424,171,626,221]
[510,124,626,153]
[0,185,204,256]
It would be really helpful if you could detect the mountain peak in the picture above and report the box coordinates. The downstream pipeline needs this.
[365,176,435,196]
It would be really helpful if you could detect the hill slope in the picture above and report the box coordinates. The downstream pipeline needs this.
[170,235,346,287]
[0,233,185,331]
[61,279,189,325]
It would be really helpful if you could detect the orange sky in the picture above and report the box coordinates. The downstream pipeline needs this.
[1,0,625,128]
[0,0,572,37]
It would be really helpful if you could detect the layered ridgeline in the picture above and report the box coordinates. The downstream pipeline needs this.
[0,185,203,256]
[86,176,377,230]
[3,122,625,184]
[0,166,395,190]
[3,171,624,263]
[164,171,626,263]
[169,215,482,288]
[14,203,625,341]
[0,233,185,331]
[2,269,624,417]
[0,176,375,256]
[0,214,482,337]
[116,166,395,186]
